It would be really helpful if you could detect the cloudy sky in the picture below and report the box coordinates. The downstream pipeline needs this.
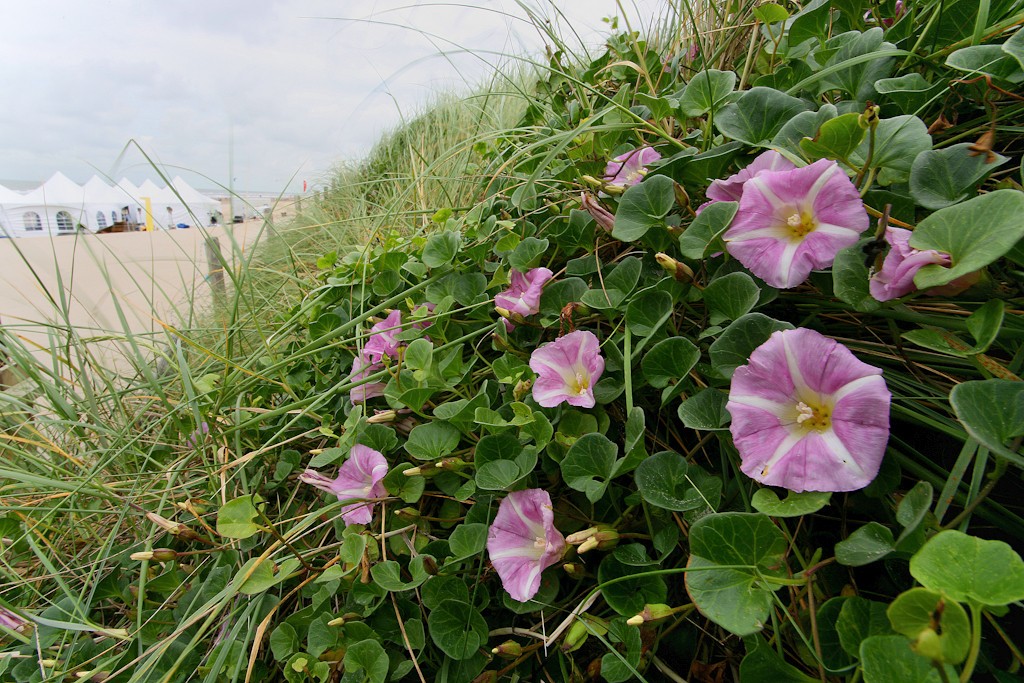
[1,1,665,194]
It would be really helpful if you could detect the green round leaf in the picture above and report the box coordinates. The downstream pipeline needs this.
[679,69,737,117]
[598,554,668,616]
[835,522,895,566]
[404,421,461,460]
[611,175,677,242]
[949,379,1024,466]
[635,451,704,512]
[685,513,788,636]
[715,87,810,145]
[642,336,700,389]
[561,433,621,503]
[910,143,1008,210]
[860,635,956,683]
[799,112,866,162]
[750,489,831,517]
[677,388,730,430]
[909,530,1024,607]
[911,190,1024,289]
[679,200,737,259]
[427,599,488,660]
[216,495,262,539]
[887,588,970,664]
[343,639,389,683]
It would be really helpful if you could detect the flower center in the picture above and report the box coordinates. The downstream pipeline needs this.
[569,370,591,396]
[625,168,647,184]
[533,536,548,551]
[785,210,816,238]
[794,400,831,432]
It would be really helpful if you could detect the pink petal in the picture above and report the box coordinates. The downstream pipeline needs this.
[487,489,566,602]
[301,446,389,526]
[724,160,868,288]
[495,267,553,317]
[529,331,605,408]
[605,146,661,187]
[726,329,891,492]
[706,150,796,203]
[869,227,951,301]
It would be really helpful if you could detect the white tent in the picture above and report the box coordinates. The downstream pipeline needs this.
[13,172,88,235]
[170,176,219,226]
[0,183,29,237]
[0,175,224,237]
[82,176,125,232]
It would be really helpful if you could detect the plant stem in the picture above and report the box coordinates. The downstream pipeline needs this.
[960,603,984,682]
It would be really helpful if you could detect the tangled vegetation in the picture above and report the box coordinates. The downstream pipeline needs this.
[3,1,1024,682]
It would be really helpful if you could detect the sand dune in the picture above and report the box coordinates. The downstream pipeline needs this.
[0,221,267,374]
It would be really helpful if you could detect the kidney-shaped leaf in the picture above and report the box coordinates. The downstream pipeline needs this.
[911,190,1024,289]
[715,87,810,146]
[887,588,971,665]
[685,513,788,635]
[910,143,1008,210]
[949,379,1024,466]
[910,530,1024,607]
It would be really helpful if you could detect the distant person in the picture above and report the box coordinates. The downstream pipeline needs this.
[210,215,218,225]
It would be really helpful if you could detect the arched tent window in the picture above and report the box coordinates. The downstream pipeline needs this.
[23,212,42,231]
[96,211,108,229]
[111,210,117,224]
[56,211,74,232]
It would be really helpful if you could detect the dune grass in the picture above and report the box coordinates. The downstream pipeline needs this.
[4,0,1024,681]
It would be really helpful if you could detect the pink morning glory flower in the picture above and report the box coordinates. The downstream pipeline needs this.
[869,227,952,301]
[363,309,404,364]
[724,159,869,288]
[580,192,616,232]
[604,146,661,188]
[529,330,605,408]
[704,149,796,205]
[495,267,554,322]
[726,328,891,492]
[486,489,566,602]
[299,445,389,525]
[348,354,387,404]
[0,606,29,634]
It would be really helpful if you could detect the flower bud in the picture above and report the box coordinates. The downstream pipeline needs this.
[130,549,177,562]
[562,616,608,653]
[655,253,695,283]
[495,306,528,327]
[626,603,677,626]
[0,606,31,634]
[858,104,880,129]
[491,640,523,659]
[581,175,604,189]
[561,619,591,653]
[567,526,619,553]
[562,562,587,578]
[394,507,420,520]
[420,555,439,575]
[435,457,467,471]
[673,182,691,210]
[402,465,439,478]
[580,193,616,232]
[913,627,943,662]
[513,379,532,402]
[367,410,398,424]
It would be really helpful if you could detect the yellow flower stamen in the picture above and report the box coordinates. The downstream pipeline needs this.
[785,210,816,238]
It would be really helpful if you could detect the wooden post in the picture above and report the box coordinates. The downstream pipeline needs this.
[205,237,225,295]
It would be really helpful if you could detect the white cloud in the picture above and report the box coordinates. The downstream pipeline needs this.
[0,0,666,193]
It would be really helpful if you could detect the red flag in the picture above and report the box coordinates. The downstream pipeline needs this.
[303,180,307,192]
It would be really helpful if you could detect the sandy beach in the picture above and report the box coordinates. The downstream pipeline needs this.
[0,219,270,375]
